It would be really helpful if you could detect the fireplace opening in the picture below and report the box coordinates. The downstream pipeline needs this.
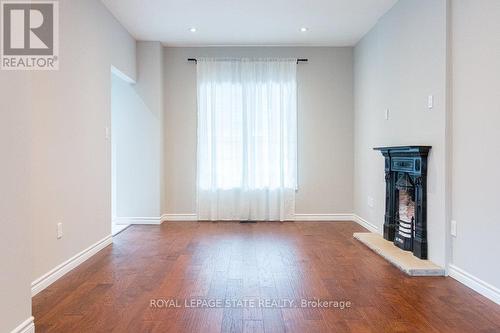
[396,188,415,249]
[398,189,415,224]
[395,173,415,251]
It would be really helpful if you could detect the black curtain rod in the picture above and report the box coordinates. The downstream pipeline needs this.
[187,58,308,64]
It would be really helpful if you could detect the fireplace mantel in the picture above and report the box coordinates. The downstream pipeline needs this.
[374,146,431,155]
[374,145,431,259]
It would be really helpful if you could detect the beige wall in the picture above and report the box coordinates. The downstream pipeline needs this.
[163,47,354,216]
[1,1,137,329]
[0,73,33,333]
[354,0,449,266]
[112,42,164,219]
[451,0,500,294]
[31,0,136,280]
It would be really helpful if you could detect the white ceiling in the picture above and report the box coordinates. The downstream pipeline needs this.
[101,0,398,47]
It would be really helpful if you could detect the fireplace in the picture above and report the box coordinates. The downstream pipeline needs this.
[374,146,431,259]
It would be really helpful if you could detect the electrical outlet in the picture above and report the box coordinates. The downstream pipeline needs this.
[57,222,63,239]
[450,220,457,237]
[367,196,375,208]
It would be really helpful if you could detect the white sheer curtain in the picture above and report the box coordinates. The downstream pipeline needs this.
[196,58,297,221]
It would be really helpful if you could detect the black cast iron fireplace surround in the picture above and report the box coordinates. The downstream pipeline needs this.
[374,146,431,259]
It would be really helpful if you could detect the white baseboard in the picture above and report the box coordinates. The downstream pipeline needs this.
[449,264,500,305]
[161,214,198,221]
[353,214,379,233]
[293,213,354,221]
[10,317,34,333]
[114,217,162,225]
[31,235,113,296]
[161,213,357,222]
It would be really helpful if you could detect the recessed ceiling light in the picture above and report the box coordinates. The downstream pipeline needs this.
[300,27,308,32]
[189,27,197,33]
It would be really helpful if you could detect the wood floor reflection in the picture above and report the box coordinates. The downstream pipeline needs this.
[33,222,500,332]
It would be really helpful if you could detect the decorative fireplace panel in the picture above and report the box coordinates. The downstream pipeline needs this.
[374,146,431,259]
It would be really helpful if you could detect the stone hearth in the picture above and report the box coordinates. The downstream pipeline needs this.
[354,233,444,276]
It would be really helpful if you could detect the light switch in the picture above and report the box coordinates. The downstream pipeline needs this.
[428,95,434,109]
[451,220,457,237]
[385,109,390,120]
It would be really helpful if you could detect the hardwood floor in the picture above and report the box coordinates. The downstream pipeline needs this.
[33,222,500,332]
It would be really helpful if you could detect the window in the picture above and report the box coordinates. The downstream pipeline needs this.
[196,58,298,221]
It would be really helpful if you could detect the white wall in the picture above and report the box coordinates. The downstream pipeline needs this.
[0,73,33,333]
[450,0,500,296]
[112,42,164,219]
[163,47,354,216]
[353,0,449,266]
[31,0,136,280]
